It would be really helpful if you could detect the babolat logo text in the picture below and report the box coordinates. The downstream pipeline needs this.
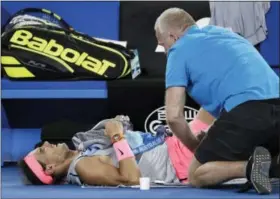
[9,30,116,75]
[144,106,198,134]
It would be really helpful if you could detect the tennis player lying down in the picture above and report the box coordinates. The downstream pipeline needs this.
[19,112,214,186]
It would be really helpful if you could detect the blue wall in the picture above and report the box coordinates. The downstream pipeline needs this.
[1,5,10,26]
[2,1,120,40]
[261,1,280,66]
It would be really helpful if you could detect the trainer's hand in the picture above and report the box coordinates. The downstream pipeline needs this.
[197,131,207,142]
[105,119,124,138]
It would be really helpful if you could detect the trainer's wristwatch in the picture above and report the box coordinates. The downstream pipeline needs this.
[111,134,124,143]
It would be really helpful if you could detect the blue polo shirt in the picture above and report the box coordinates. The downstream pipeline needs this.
[165,25,279,118]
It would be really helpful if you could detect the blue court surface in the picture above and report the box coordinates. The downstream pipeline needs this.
[2,166,279,199]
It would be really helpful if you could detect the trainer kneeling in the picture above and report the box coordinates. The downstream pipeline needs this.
[154,8,280,194]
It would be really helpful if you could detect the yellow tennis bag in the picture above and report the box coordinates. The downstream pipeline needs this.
[1,8,135,80]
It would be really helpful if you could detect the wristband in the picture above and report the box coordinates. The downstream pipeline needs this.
[113,139,134,161]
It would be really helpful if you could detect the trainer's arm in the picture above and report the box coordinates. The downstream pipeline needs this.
[165,45,201,152]
[165,87,199,152]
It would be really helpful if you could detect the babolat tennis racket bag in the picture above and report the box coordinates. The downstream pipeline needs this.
[1,8,135,80]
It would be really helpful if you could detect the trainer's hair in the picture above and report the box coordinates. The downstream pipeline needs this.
[155,7,196,34]
[18,159,46,185]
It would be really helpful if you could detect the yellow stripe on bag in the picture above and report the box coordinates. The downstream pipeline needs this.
[53,13,61,20]
[1,56,21,65]
[4,67,35,78]
[42,9,51,14]
[42,9,61,20]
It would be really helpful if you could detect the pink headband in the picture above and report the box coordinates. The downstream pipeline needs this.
[24,154,54,184]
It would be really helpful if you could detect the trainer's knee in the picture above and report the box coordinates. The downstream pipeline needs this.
[188,157,205,188]
[190,161,222,188]
[188,166,207,188]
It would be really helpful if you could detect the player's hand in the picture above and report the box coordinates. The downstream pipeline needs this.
[105,119,124,139]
